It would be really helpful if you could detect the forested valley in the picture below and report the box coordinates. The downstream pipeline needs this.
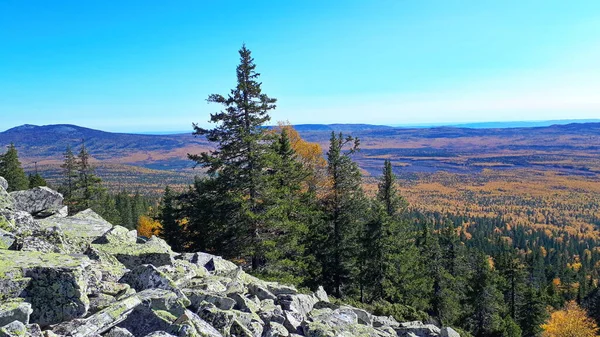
[2,46,600,337]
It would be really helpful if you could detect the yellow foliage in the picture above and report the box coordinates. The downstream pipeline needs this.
[542,301,599,337]
[137,215,162,238]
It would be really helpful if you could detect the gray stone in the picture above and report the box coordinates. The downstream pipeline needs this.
[51,293,142,336]
[247,283,277,301]
[104,327,134,337]
[0,186,14,211]
[172,310,223,337]
[184,290,236,311]
[119,265,189,306]
[0,321,26,337]
[0,301,32,326]
[0,250,91,327]
[396,321,441,337]
[263,321,289,337]
[10,187,64,216]
[0,228,16,249]
[37,209,113,245]
[441,327,461,337]
[143,332,176,337]
[0,177,7,191]
[91,225,137,245]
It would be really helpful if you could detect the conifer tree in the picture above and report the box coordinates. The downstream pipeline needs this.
[188,45,277,269]
[0,143,28,192]
[361,160,427,308]
[313,132,367,297]
[70,142,106,214]
[260,129,319,284]
[28,173,47,188]
[159,186,182,251]
[60,145,78,207]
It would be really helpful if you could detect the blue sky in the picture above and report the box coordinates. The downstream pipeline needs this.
[1,1,599,132]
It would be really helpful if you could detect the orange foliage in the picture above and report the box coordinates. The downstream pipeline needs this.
[137,215,162,238]
[542,301,598,337]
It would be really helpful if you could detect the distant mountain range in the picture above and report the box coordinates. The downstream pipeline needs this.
[1,121,600,185]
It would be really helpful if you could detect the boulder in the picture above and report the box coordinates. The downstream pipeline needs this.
[0,321,26,337]
[185,290,236,311]
[92,225,137,245]
[441,327,461,337]
[177,252,237,274]
[0,186,14,211]
[172,310,223,337]
[0,177,7,191]
[10,187,63,217]
[119,265,189,306]
[0,250,91,326]
[37,209,113,243]
[396,321,442,337]
[0,228,16,249]
[0,301,32,326]
[51,293,142,336]
[104,327,134,337]
[92,237,175,269]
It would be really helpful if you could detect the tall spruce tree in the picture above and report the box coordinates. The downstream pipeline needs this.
[70,142,106,214]
[60,145,78,208]
[361,160,427,307]
[28,173,47,188]
[188,45,277,269]
[0,143,28,192]
[258,129,319,284]
[313,132,367,297]
[159,186,182,251]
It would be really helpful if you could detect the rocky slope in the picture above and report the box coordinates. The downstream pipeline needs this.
[0,177,460,337]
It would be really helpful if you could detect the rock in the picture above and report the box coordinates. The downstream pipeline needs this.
[228,293,261,314]
[177,252,237,274]
[0,321,26,337]
[197,304,263,337]
[0,186,14,211]
[10,187,64,217]
[37,209,113,243]
[88,293,116,314]
[371,315,399,328]
[396,321,442,337]
[278,293,320,332]
[441,327,461,337]
[172,310,223,337]
[0,177,7,191]
[104,327,134,337]
[0,228,16,249]
[91,238,175,270]
[247,283,277,301]
[119,265,189,306]
[143,332,176,337]
[185,290,236,311]
[0,301,33,326]
[263,322,289,337]
[51,293,142,336]
[0,250,91,327]
[92,226,137,245]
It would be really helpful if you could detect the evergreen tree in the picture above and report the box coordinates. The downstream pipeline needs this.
[361,160,427,308]
[159,186,182,251]
[518,286,548,337]
[60,145,78,208]
[188,45,277,270]
[258,129,317,284]
[70,142,106,214]
[465,253,506,337]
[28,173,47,188]
[313,132,367,297]
[0,143,28,192]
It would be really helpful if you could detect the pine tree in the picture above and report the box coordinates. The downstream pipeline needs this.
[313,132,367,297]
[188,45,277,269]
[519,286,549,337]
[28,173,47,188]
[465,253,507,337]
[0,143,28,192]
[159,186,182,251]
[259,129,319,285]
[361,160,427,308]
[71,142,106,214]
[60,145,78,208]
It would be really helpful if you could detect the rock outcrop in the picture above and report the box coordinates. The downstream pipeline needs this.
[0,178,461,337]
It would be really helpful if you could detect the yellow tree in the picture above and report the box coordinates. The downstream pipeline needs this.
[137,215,162,238]
[274,121,328,195]
[542,301,599,337]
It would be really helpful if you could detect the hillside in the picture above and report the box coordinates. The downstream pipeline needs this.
[2,122,600,177]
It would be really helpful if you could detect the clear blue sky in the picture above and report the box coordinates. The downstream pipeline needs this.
[1,1,599,132]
